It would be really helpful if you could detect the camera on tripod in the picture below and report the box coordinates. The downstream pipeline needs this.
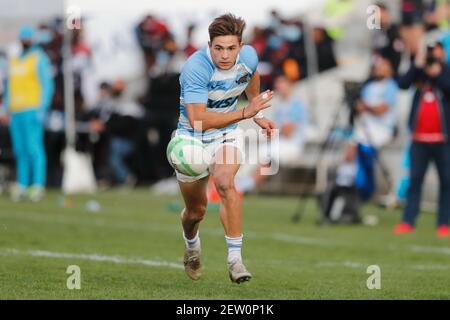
[343,81,365,127]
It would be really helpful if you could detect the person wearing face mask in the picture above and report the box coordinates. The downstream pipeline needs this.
[150,35,186,77]
[234,73,309,194]
[2,26,54,202]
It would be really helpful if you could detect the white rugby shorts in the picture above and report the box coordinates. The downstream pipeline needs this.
[174,128,245,183]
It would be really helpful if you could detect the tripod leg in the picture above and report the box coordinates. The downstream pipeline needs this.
[290,124,342,222]
[290,100,349,223]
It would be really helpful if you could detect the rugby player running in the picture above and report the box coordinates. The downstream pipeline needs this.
[174,13,275,283]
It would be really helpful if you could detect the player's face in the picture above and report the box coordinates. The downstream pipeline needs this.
[209,35,243,70]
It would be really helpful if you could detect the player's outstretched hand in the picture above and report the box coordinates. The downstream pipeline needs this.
[243,90,274,119]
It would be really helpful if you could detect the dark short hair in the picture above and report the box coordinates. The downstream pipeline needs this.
[99,82,111,90]
[208,13,246,42]
[373,53,394,74]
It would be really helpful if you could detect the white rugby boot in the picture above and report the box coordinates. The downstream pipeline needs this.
[228,259,252,284]
[184,248,203,280]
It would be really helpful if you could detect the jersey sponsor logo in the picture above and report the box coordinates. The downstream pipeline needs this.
[207,96,239,108]
[222,138,236,143]
[236,73,251,84]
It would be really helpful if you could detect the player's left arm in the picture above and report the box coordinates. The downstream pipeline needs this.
[245,71,276,137]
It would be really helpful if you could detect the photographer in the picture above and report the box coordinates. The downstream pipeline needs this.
[394,39,450,237]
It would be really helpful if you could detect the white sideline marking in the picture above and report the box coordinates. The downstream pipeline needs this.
[410,246,450,255]
[0,248,184,269]
[411,264,450,270]
[316,261,365,268]
[316,261,450,270]
[251,257,450,271]
[271,234,339,246]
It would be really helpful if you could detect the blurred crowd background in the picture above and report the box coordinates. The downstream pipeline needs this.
[0,0,449,212]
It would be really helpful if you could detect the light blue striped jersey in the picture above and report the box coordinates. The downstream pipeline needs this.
[177,45,258,140]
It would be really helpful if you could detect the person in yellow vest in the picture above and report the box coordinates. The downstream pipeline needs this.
[323,0,356,40]
[3,26,54,202]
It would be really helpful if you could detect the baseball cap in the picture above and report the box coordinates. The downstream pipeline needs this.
[18,25,35,41]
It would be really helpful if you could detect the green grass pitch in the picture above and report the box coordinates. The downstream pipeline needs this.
[0,189,449,299]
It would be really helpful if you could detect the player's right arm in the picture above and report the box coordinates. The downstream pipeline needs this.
[185,93,273,131]
[181,55,272,132]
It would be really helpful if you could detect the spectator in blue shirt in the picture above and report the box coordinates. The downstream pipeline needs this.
[336,56,399,201]
[236,74,309,193]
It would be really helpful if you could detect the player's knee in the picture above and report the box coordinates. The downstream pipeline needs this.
[185,205,207,222]
[213,176,234,197]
